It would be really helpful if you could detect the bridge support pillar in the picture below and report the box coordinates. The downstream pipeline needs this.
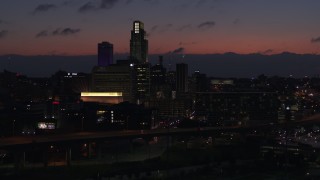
[14,151,26,170]
[66,147,72,166]
[14,150,25,170]
[88,143,93,158]
[43,150,48,167]
[96,142,102,160]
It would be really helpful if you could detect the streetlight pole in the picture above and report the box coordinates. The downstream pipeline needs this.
[81,116,84,131]
[12,119,15,136]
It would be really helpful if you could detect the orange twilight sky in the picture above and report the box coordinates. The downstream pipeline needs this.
[1,0,320,56]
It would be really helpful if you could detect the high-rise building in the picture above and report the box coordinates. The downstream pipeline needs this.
[130,21,148,63]
[151,56,167,95]
[176,63,188,93]
[151,56,166,85]
[91,61,136,103]
[98,42,113,66]
[189,71,208,93]
[129,20,150,102]
[135,63,151,101]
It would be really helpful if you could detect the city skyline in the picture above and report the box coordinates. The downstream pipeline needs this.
[1,0,320,56]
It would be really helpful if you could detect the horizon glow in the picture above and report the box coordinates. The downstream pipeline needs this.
[1,0,320,55]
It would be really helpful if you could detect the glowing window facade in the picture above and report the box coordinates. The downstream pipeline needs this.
[135,22,140,33]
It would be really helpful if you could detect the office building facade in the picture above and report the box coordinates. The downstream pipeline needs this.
[91,62,136,103]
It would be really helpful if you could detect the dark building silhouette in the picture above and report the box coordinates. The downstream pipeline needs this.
[130,21,148,63]
[195,92,279,126]
[176,63,188,93]
[151,56,167,96]
[102,102,157,130]
[166,71,176,91]
[98,42,113,66]
[151,56,166,85]
[189,71,208,93]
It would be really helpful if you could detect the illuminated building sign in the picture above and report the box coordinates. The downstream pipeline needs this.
[80,92,123,104]
[81,92,122,97]
[211,79,234,85]
[38,122,55,130]
[97,110,106,115]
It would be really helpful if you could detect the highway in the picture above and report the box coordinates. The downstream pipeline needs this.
[1,114,320,148]
[0,127,236,148]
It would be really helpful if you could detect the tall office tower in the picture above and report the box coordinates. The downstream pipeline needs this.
[189,71,208,93]
[135,63,151,101]
[91,62,136,103]
[176,63,188,93]
[130,21,148,63]
[151,56,167,95]
[98,42,113,66]
[151,56,166,84]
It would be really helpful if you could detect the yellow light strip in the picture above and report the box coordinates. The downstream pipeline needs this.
[81,92,123,97]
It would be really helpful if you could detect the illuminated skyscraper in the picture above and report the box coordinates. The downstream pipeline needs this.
[130,21,148,63]
[129,21,150,102]
[135,63,151,101]
[98,42,113,66]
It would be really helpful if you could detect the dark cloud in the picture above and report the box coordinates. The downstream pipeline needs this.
[62,1,72,6]
[35,28,81,38]
[101,0,119,9]
[0,20,7,25]
[78,0,119,13]
[53,28,81,36]
[0,30,8,38]
[142,0,158,3]
[175,0,221,9]
[35,30,49,38]
[78,2,96,13]
[150,25,158,32]
[260,49,273,55]
[159,24,173,33]
[147,25,158,37]
[168,47,185,54]
[198,21,215,29]
[311,37,320,43]
[148,24,173,36]
[196,0,208,7]
[33,4,57,14]
[177,24,192,31]
[127,0,158,4]
[62,0,78,6]
[126,0,134,4]
[233,18,240,24]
